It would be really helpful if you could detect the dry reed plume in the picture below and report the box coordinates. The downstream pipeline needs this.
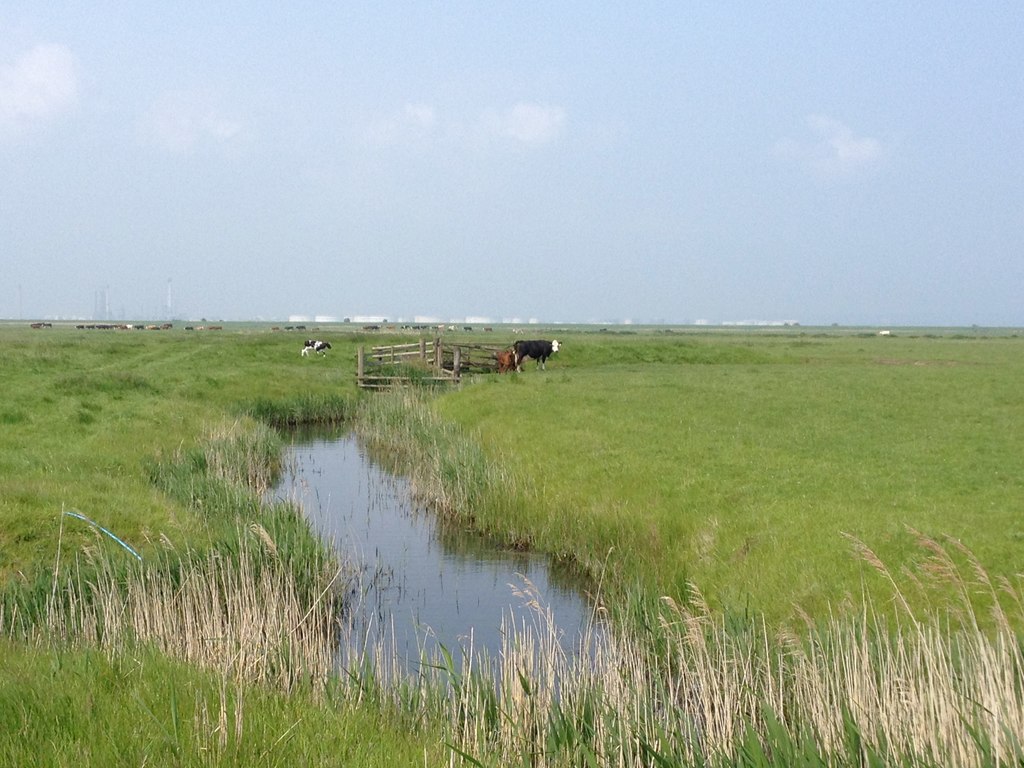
[379,551,1023,767]
[6,526,341,695]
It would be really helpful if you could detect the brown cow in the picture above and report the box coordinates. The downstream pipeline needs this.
[496,348,516,373]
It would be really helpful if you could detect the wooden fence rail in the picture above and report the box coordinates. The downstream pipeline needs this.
[357,339,508,390]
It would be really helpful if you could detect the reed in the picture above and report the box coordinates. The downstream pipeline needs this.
[141,417,338,602]
[331,549,1024,767]
[3,413,344,681]
[3,531,339,692]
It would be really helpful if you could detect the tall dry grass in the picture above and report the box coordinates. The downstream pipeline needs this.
[367,543,1022,767]
[3,525,342,694]
[9,530,1022,765]
[3,416,344,694]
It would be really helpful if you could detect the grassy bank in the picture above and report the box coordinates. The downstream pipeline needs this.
[431,330,1024,623]
[0,324,361,576]
[1,323,443,764]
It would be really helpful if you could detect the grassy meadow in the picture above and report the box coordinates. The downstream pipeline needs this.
[3,321,1024,766]
[0,324,357,577]
[431,329,1024,623]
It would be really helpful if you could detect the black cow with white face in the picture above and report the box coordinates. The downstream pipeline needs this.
[513,339,559,371]
[301,339,332,357]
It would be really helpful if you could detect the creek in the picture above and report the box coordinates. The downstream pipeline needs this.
[269,431,597,667]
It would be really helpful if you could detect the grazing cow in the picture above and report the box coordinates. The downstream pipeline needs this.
[513,339,560,371]
[302,339,332,357]
[496,348,516,373]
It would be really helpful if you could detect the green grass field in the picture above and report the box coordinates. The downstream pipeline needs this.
[0,324,359,577]
[4,323,1023,619]
[435,330,1024,622]
[3,321,1024,765]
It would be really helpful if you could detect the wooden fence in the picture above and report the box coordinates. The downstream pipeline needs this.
[357,339,508,390]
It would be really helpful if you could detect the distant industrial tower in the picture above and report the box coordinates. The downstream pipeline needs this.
[94,286,111,320]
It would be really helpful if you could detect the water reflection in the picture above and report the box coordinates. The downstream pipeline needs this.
[269,432,596,666]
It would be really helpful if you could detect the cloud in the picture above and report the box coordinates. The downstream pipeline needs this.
[140,90,242,154]
[364,100,566,148]
[777,115,882,179]
[482,102,566,144]
[403,103,437,130]
[0,43,79,130]
[363,102,438,144]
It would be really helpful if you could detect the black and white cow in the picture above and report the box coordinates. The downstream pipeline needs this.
[513,339,559,371]
[301,339,332,357]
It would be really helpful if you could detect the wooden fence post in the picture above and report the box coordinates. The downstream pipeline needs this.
[419,337,426,363]
[357,346,365,386]
[453,346,461,382]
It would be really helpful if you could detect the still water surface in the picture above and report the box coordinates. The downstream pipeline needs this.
[269,432,595,665]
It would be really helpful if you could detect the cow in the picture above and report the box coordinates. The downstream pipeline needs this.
[301,339,332,357]
[496,348,516,373]
[513,339,560,371]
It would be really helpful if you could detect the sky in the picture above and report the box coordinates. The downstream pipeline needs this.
[1,2,1022,326]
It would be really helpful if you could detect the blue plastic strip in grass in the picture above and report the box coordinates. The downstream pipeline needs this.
[64,510,143,561]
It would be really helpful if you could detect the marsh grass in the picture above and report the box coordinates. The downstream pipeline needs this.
[9,528,1024,766]
[3,416,343,684]
[353,388,546,556]
[244,391,354,428]
[4,530,340,692]
[319,544,1024,767]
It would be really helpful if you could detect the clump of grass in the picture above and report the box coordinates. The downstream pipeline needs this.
[0,408,27,425]
[141,417,339,605]
[245,392,354,428]
[202,419,283,495]
[352,389,549,554]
